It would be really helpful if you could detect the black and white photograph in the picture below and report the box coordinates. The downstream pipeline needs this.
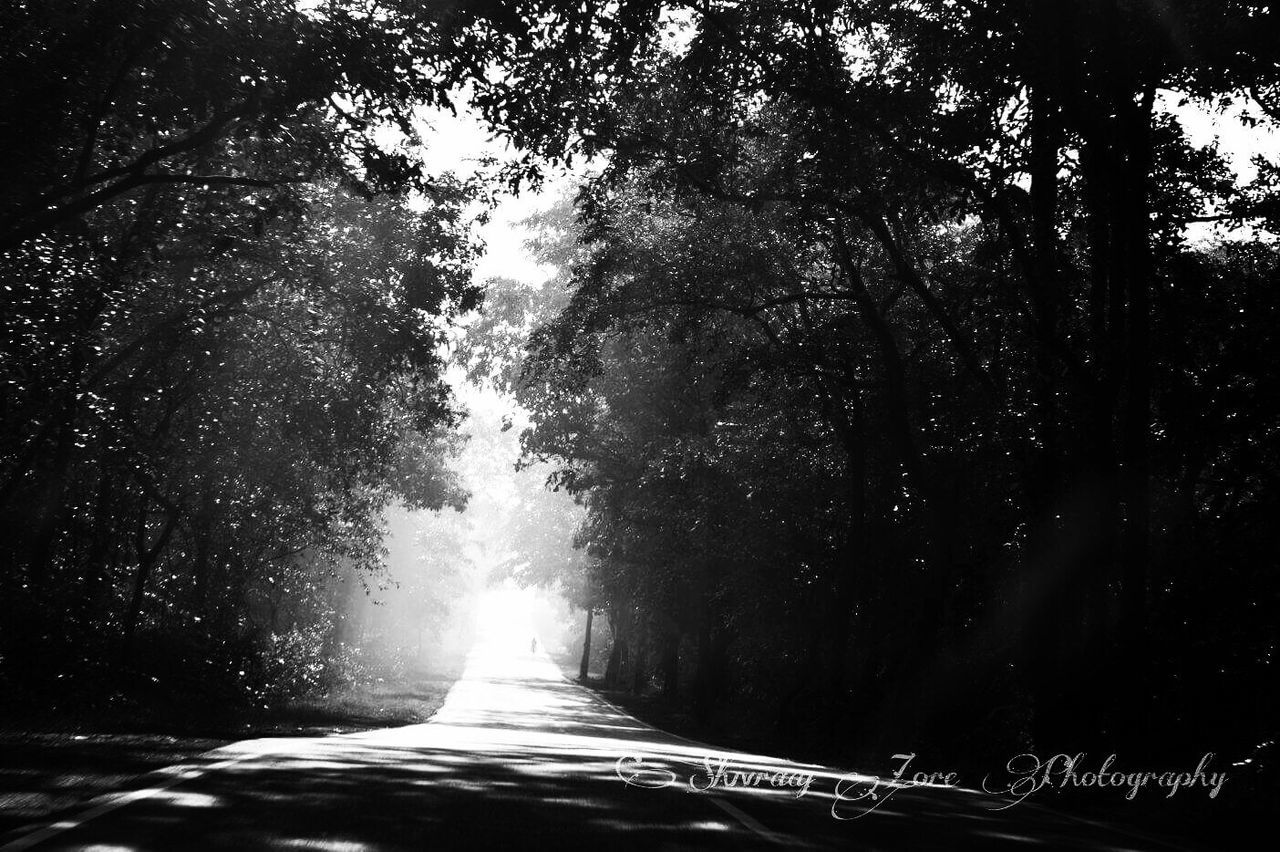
[1,2,1277,849]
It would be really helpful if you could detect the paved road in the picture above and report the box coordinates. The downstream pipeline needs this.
[3,637,1199,850]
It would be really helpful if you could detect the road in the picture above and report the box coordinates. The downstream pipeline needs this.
[3,637,1199,851]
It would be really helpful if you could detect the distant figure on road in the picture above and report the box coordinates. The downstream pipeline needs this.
[530,637,537,654]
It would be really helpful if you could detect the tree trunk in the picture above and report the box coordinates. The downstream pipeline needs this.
[78,470,116,631]
[661,630,679,699]
[1117,87,1155,653]
[1112,86,1157,749]
[1023,73,1077,749]
[122,506,179,662]
[631,615,648,694]
[578,608,594,681]
[25,405,76,598]
[189,486,215,615]
[825,385,867,706]
[604,606,626,688]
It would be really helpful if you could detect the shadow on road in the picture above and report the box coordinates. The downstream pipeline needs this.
[3,640,1204,851]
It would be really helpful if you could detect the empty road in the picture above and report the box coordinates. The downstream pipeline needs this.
[3,637,1199,851]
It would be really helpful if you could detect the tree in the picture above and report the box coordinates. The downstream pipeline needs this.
[447,0,1280,760]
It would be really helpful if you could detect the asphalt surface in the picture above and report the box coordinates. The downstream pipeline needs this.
[1,637,1202,851]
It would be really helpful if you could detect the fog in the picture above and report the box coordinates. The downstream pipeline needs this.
[351,379,588,674]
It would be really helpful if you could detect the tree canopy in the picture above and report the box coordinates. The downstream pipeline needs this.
[459,0,1280,767]
[3,2,1278,802]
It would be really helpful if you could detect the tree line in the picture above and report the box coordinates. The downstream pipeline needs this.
[4,1,1277,775]
[461,0,1280,766]
[0,0,485,713]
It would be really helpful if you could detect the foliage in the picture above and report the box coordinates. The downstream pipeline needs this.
[457,0,1280,767]
[0,0,482,708]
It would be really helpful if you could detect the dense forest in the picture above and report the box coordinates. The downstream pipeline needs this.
[459,0,1280,772]
[0,0,487,714]
[3,0,1278,805]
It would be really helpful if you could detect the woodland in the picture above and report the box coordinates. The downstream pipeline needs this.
[1,2,1276,808]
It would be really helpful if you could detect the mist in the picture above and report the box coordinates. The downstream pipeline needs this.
[348,378,588,678]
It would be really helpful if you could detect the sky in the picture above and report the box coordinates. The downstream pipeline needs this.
[1160,90,1280,243]
[416,104,566,286]
[388,103,588,642]
[1161,90,1280,182]
[410,102,578,426]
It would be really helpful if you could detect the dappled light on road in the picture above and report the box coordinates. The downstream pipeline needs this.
[5,638,1198,851]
